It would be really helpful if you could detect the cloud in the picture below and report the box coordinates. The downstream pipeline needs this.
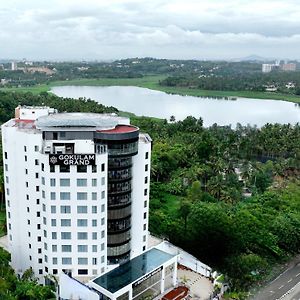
[0,0,300,60]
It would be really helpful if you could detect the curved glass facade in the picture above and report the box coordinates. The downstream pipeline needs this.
[97,135,139,264]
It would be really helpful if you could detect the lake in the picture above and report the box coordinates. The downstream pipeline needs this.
[51,86,300,127]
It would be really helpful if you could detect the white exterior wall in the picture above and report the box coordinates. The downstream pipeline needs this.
[2,125,109,281]
[2,126,43,274]
[130,135,151,259]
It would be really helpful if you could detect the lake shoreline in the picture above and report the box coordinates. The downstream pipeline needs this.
[1,76,300,104]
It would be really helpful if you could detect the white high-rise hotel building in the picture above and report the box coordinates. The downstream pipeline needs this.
[2,106,151,282]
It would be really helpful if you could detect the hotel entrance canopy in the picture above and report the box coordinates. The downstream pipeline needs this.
[92,248,175,294]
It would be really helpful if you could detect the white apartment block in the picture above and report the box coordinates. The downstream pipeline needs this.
[2,106,151,283]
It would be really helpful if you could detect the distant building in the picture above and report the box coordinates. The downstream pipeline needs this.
[11,61,17,71]
[262,64,275,73]
[280,63,296,72]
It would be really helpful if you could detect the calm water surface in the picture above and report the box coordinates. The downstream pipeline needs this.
[51,86,300,127]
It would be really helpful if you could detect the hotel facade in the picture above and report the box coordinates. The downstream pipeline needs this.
[2,106,152,282]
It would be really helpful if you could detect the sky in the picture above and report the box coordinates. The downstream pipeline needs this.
[1,0,300,61]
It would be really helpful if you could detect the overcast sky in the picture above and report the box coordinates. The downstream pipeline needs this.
[1,0,300,61]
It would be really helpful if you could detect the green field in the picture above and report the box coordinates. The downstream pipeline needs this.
[1,75,300,103]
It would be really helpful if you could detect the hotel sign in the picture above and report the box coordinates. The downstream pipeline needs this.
[132,266,163,288]
[49,154,96,166]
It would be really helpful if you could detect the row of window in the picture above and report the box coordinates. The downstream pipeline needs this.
[49,205,105,214]
[49,243,104,253]
[46,164,103,173]
[50,231,105,240]
[49,218,105,227]
[46,191,105,201]
[45,177,105,187]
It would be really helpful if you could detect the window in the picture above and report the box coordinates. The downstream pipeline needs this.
[60,165,70,173]
[77,232,88,240]
[42,190,45,198]
[50,165,55,172]
[37,224,41,230]
[143,246,146,251]
[77,219,87,227]
[52,245,57,252]
[35,159,39,166]
[50,192,56,200]
[37,236,41,242]
[43,230,47,238]
[92,258,97,265]
[51,206,56,214]
[144,200,147,208]
[62,245,72,252]
[41,177,45,185]
[92,232,97,240]
[92,179,97,186]
[144,212,147,219]
[60,179,70,186]
[5,164,8,171]
[101,177,105,185]
[92,245,97,252]
[35,145,39,152]
[25,155,27,162]
[78,258,88,265]
[61,232,71,240]
[39,258,42,264]
[78,245,88,252]
[60,132,66,138]
[92,165,97,173]
[77,192,87,200]
[43,216,46,224]
[53,258,58,265]
[92,192,97,200]
[77,206,87,214]
[145,152,149,159]
[101,204,105,212]
[25,182,28,188]
[144,189,147,196]
[145,164,148,171]
[4,152,7,159]
[143,235,146,242]
[37,212,40,217]
[101,256,105,263]
[36,199,40,205]
[101,163,105,172]
[77,179,87,187]
[61,219,71,227]
[53,269,58,274]
[51,219,56,227]
[50,179,56,187]
[45,255,48,263]
[78,269,88,275]
[101,243,105,251]
[5,176,9,184]
[101,231,105,238]
[29,243,32,249]
[101,218,105,225]
[92,220,97,227]
[101,191,105,199]
[145,177,148,184]
[27,207,30,212]
[60,206,71,214]
[62,258,72,265]
[77,165,87,173]
[25,168,28,174]
[60,192,71,200]
[41,163,44,171]
[143,223,147,230]
[92,206,97,213]
[39,269,43,275]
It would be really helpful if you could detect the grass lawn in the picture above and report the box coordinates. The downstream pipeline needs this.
[1,75,300,103]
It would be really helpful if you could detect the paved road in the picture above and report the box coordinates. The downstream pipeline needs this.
[253,260,300,300]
